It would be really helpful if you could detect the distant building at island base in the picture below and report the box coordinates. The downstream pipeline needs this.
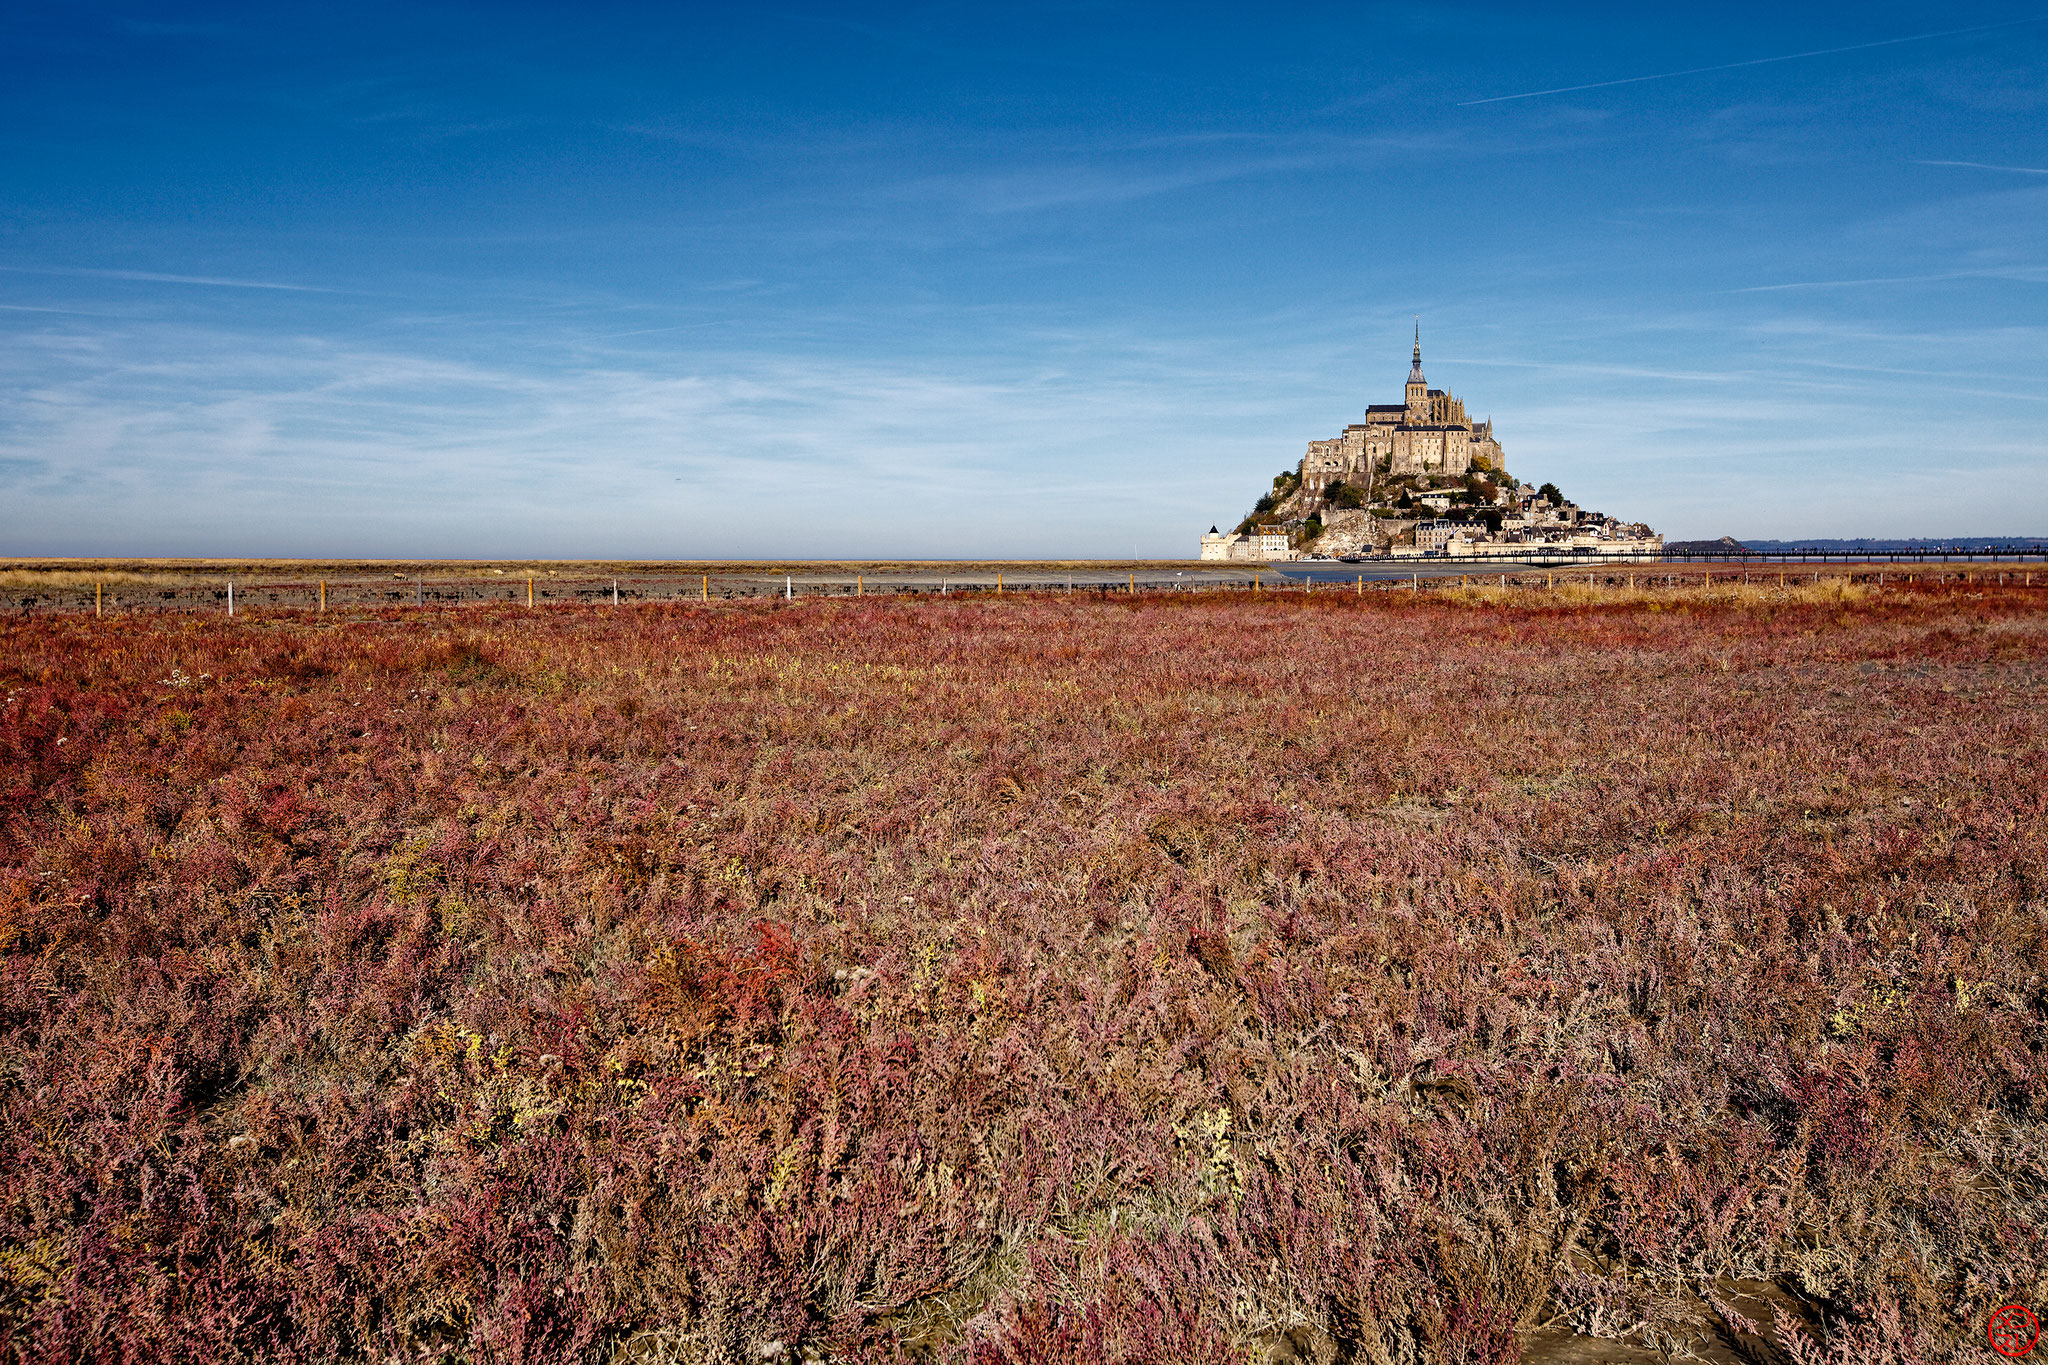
[1201,525,1291,560]
[1388,529,1667,559]
[1203,323,1660,561]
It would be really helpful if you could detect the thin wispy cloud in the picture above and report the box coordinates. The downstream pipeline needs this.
[0,319,1308,556]
[888,155,1320,215]
[1458,17,2048,106]
[1725,267,2048,293]
[1913,159,2048,175]
[0,303,120,316]
[1440,356,1741,385]
[0,265,339,292]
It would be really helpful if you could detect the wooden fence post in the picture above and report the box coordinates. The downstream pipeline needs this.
[319,579,326,612]
[702,574,708,602]
[613,580,619,606]
[96,583,102,618]
[528,577,534,608]
[227,580,234,616]
[857,574,863,596]
[997,572,1003,595]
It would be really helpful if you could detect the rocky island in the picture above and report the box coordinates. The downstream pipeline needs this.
[1204,325,1661,561]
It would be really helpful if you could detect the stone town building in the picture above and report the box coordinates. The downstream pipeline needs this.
[1414,519,1464,553]
[1201,525,1292,561]
[1300,325,1504,497]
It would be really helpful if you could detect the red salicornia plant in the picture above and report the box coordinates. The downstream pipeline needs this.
[1,580,2041,1363]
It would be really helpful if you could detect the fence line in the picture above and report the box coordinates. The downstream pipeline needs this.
[3,563,2041,617]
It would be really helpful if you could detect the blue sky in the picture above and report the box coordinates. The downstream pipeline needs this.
[2,2,2044,558]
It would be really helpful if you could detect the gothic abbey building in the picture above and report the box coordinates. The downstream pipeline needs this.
[1298,327,1503,498]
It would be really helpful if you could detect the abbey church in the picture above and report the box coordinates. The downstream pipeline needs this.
[1298,325,1503,497]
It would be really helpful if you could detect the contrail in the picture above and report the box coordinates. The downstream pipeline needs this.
[0,264,336,292]
[1914,159,2048,174]
[1723,268,2048,293]
[1458,17,2048,106]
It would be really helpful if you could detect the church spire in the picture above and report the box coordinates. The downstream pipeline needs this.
[1408,317,1426,386]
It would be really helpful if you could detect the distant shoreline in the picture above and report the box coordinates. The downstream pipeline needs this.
[1738,537,2048,552]
[0,557,1222,580]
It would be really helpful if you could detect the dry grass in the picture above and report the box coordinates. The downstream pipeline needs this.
[1,585,2042,1363]
[0,570,171,590]
[1442,576,1875,608]
[0,558,1219,585]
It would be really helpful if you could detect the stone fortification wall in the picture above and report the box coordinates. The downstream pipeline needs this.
[1389,425,1471,478]
[1312,510,1413,557]
[1303,438,1347,492]
[1303,427,1371,497]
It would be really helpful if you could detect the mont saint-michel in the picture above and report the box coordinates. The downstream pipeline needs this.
[1203,326,1661,561]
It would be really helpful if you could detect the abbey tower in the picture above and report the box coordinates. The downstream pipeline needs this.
[1404,323,1429,412]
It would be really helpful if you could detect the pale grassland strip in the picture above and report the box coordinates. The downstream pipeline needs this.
[0,561,2031,612]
